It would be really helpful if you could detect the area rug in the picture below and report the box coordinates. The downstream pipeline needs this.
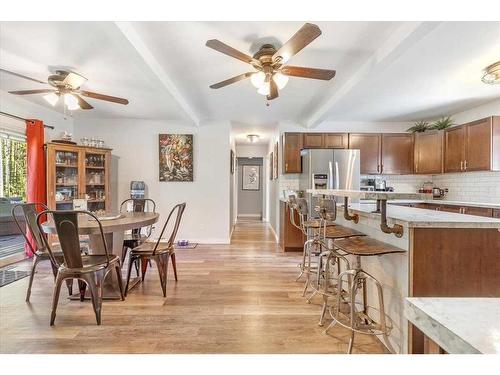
[0,268,30,287]
[174,243,198,249]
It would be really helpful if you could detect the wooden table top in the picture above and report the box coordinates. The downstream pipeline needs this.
[41,212,159,234]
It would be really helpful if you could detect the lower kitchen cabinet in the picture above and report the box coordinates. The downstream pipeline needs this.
[463,206,493,217]
[279,200,304,252]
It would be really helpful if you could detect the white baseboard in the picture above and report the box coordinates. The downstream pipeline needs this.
[269,225,279,243]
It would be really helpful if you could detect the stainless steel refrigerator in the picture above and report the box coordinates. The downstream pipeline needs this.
[298,149,360,217]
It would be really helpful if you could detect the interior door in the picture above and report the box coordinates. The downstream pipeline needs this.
[465,118,491,171]
[444,125,466,173]
[348,134,381,174]
[381,134,414,174]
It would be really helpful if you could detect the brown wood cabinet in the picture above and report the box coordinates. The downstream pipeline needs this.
[414,131,444,174]
[279,200,304,252]
[381,133,414,174]
[494,209,500,219]
[303,133,324,148]
[348,133,381,174]
[46,142,111,212]
[445,116,500,173]
[282,133,303,173]
[324,133,348,149]
[463,206,493,217]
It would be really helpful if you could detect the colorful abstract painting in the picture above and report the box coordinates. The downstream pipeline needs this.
[159,134,193,181]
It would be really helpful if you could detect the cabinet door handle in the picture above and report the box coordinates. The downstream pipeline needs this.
[460,161,463,171]
[285,163,288,172]
[377,164,380,173]
[464,160,467,170]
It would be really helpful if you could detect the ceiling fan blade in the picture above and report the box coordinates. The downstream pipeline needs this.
[74,94,93,110]
[273,23,322,63]
[8,89,57,95]
[267,78,279,100]
[0,68,47,84]
[209,72,253,89]
[206,39,260,66]
[281,65,336,80]
[62,72,87,89]
[78,90,129,105]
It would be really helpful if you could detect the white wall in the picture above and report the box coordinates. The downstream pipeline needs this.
[449,98,500,124]
[0,90,74,139]
[73,118,231,244]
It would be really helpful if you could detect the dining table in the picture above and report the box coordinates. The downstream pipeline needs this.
[42,211,159,300]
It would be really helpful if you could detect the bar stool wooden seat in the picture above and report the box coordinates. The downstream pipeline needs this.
[325,235,404,353]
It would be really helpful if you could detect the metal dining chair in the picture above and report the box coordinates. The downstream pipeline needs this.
[125,203,186,297]
[36,210,124,325]
[119,198,156,263]
[12,203,72,302]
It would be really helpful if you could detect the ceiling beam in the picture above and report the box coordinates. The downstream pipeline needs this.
[304,22,442,128]
[115,22,200,126]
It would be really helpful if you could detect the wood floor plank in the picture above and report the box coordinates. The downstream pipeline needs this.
[0,220,387,354]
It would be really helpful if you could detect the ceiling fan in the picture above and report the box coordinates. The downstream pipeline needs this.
[0,68,129,110]
[205,23,336,101]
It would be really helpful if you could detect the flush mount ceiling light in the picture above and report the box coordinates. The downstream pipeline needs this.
[482,61,500,84]
[247,134,260,143]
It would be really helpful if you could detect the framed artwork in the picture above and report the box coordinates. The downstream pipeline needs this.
[242,165,260,191]
[159,134,193,181]
[269,152,273,181]
[230,149,235,174]
[273,141,279,179]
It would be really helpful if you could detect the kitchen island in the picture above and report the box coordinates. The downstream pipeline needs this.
[306,189,500,353]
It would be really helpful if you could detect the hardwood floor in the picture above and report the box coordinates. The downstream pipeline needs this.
[0,220,387,354]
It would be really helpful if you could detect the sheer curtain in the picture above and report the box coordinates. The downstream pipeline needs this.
[25,119,46,256]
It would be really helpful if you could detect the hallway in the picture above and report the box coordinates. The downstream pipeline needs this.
[0,221,386,354]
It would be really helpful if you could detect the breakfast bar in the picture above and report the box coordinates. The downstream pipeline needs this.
[307,189,500,353]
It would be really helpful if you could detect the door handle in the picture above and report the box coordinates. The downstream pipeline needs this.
[460,161,463,171]
[285,163,288,172]
[464,160,467,170]
[377,164,380,173]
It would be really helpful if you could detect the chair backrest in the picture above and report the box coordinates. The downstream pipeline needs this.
[12,203,49,255]
[287,195,302,231]
[316,197,337,222]
[120,198,156,236]
[153,203,186,254]
[37,210,110,269]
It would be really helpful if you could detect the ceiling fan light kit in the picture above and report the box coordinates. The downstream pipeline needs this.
[482,60,500,84]
[206,23,336,102]
[1,68,129,111]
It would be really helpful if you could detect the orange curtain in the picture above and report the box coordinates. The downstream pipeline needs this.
[25,119,46,256]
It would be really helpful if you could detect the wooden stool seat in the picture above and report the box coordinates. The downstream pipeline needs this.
[320,225,366,239]
[303,219,336,229]
[334,236,404,256]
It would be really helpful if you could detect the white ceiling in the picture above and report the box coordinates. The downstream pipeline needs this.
[1,21,499,130]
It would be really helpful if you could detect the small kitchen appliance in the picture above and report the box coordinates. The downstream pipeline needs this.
[432,187,448,200]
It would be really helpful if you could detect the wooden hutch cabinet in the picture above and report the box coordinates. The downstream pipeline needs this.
[46,142,111,212]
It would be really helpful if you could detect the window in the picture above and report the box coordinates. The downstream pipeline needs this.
[0,131,27,201]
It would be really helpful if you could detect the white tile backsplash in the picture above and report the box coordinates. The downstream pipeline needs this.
[432,171,500,203]
[362,175,432,194]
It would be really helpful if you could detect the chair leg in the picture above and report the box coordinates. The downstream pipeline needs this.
[171,252,178,281]
[115,263,125,301]
[65,280,73,296]
[86,272,104,325]
[153,256,167,297]
[50,274,64,326]
[78,280,87,301]
[124,255,135,297]
[26,256,40,302]
[140,257,148,281]
[121,246,129,263]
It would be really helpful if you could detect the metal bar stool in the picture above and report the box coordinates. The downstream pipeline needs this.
[290,197,335,298]
[308,198,366,326]
[325,236,404,353]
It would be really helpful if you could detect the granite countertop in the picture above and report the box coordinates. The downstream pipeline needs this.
[359,199,500,209]
[308,189,429,201]
[405,298,500,354]
[346,203,500,228]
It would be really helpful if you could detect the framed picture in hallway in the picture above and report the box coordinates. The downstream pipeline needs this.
[159,134,193,181]
[273,141,278,179]
[242,165,260,191]
[269,152,273,180]
[230,149,235,174]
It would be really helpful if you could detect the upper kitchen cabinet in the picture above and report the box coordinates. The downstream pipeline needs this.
[445,116,500,173]
[283,133,303,173]
[414,131,444,174]
[348,134,381,174]
[324,133,348,149]
[303,133,348,149]
[381,134,414,175]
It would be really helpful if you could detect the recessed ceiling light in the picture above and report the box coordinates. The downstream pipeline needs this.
[482,61,500,85]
